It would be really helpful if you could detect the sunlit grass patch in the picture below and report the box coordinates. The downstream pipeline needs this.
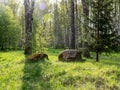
[0,49,120,90]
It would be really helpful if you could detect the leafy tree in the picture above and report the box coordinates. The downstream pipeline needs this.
[0,6,20,50]
[32,0,53,52]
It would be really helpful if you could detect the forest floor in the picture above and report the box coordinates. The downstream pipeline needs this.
[0,48,120,90]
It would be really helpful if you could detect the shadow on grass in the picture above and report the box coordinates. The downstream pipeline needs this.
[59,58,86,63]
[78,58,86,62]
[21,57,52,90]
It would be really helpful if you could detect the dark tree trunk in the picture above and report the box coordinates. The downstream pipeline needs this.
[96,51,99,62]
[118,0,120,35]
[24,0,35,55]
[70,0,75,49]
[81,0,89,16]
[81,0,91,58]
[96,0,100,62]
[75,0,79,48]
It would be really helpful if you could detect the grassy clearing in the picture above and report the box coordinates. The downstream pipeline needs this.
[0,49,120,90]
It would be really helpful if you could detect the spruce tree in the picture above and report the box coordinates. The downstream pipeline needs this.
[90,0,115,62]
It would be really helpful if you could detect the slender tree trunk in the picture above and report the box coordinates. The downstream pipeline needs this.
[75,0,78,48]
[81,0,91,58]
[96,0,100,62]
[118,0,120,35]
[96,23,100,62]
[65,0,70,48]
[96,51,99,62]
[21,6,25,49]
[81,0,89,43]
[70,0,75,49]
[54,3,59,48]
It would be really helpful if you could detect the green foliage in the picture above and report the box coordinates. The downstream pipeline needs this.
[0,5,21,50]
[32,2,54,53]
[32,24,48,53]
[0,49,120,90]
[90,0,117,53]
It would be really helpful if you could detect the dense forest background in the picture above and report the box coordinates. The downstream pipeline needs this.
[0,0,120,61]
[0,0,120,90]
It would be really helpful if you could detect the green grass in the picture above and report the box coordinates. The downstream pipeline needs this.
[0,49,120,90]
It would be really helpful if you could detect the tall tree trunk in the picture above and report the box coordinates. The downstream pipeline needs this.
[118,0,120,35]
[54,3,59,48]
[65,0,70,48]
[81,0,91,58]
[75,0,81,48]
[20,6,25,50]
[70,0,75,49]
[81,0,89,42]
[24,0,35,55]
[53,1,63,48]
[81,0,89,16]
[96,0,100,62]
